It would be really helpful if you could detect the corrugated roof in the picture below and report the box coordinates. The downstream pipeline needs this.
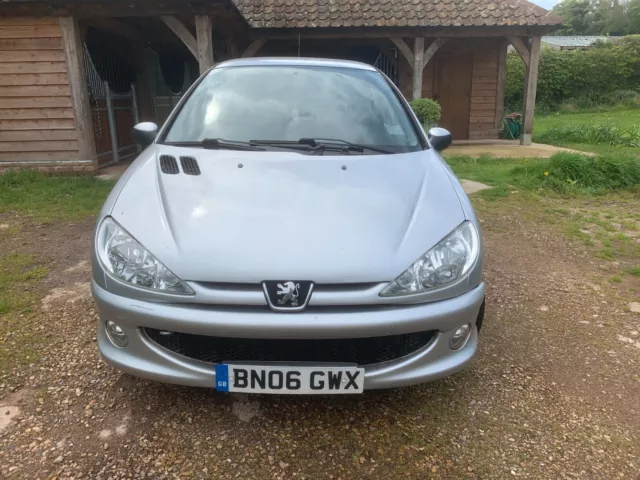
[234,0,563,29]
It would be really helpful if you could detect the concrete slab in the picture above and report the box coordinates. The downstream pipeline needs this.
[444,140,593,159]
[97,160,134,181]
[96,173,120,181]
[461,180,492,195]
[0,405,20,434]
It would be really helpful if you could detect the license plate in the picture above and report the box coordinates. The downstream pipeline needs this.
[215,364,364,394]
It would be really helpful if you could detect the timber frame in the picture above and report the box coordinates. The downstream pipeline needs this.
[391,37,449,100]
[242,25,549,145]
[511,36,542,146]
[0,0,555,172]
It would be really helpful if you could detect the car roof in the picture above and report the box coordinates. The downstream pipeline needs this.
[214,57,377,71]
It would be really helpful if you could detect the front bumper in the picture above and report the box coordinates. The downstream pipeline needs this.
[92,280,485,390]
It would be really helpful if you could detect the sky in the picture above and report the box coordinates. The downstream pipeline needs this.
[532,0,561,9]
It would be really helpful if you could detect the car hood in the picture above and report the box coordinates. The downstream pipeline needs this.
[110,146,465,283]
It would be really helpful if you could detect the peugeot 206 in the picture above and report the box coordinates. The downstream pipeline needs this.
[91,58,485,395]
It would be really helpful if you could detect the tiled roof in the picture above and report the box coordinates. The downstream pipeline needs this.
[234,0,563,29]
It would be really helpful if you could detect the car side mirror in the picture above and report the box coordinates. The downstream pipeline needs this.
[132,122,158,148]
[427,127,452,152]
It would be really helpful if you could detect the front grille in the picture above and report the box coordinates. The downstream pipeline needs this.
[144,329,436,366]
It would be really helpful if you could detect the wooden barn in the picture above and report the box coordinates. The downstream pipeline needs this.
[0,0,561,173]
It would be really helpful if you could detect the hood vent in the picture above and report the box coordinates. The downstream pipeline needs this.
[180,156,201,176]
[159,155,179,175]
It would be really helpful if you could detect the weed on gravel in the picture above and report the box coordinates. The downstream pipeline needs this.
[0,254,49,375]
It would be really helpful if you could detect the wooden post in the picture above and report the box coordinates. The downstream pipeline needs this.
[195,15,214,73]
[412,37,425,100]
[59,16,97,164]
[227,38,239,59]
[495,40,508,129]
[131,83,140,125]
[521,36,541,146]
[104,81,118,163]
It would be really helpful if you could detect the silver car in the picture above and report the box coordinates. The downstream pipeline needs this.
[91,58,484,394]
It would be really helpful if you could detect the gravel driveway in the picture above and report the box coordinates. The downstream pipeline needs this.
[1,200,639,479]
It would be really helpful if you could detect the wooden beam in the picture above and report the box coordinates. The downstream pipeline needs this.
[390,38,414,66]
[161,15,198,59]
[412,37,425,100]
[241,39,266,58]
[195,15,213,73]
[506,35,530,68]
[86,18,142,42]
[250,26,558,40]
[495,40,508,129]
[59,16,96,164]
[423,38,446,67]
[521,36,541,146]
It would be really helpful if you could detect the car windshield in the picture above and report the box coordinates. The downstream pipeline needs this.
[162,64,422,154]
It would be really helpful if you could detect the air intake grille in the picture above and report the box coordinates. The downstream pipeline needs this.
[159,155,179,174]
[144,329,436,366]
[180,156,201,176]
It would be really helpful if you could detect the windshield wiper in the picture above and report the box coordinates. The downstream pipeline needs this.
[251,138,391,154]
[164,138,265,151]
[300,138,392,154]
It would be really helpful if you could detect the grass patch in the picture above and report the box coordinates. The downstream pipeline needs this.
[541,152,640,192]
[533,108,640,157]
[0,170,115,222]
[536,109,640,133]
[535,124,640,148]
[625,266,640,277]
[544,143,640,158]
[447,151,640,197]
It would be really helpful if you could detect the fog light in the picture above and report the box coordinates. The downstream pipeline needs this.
[449,324,471,350]
[105,320,128,348]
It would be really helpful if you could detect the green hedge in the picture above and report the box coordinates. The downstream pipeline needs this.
[409,98,441,127]
[505,37,640,112]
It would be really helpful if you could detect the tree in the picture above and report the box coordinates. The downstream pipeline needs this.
[588,0,610,34]
[552,0,640,35]
[553,0,593,34]
[608,1,630,34]
[628,0,640,34]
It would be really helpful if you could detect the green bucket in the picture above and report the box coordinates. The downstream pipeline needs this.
[503,117,521,140]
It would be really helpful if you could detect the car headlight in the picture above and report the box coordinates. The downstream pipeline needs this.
[96,217,193,295]
[380,221,480,296]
